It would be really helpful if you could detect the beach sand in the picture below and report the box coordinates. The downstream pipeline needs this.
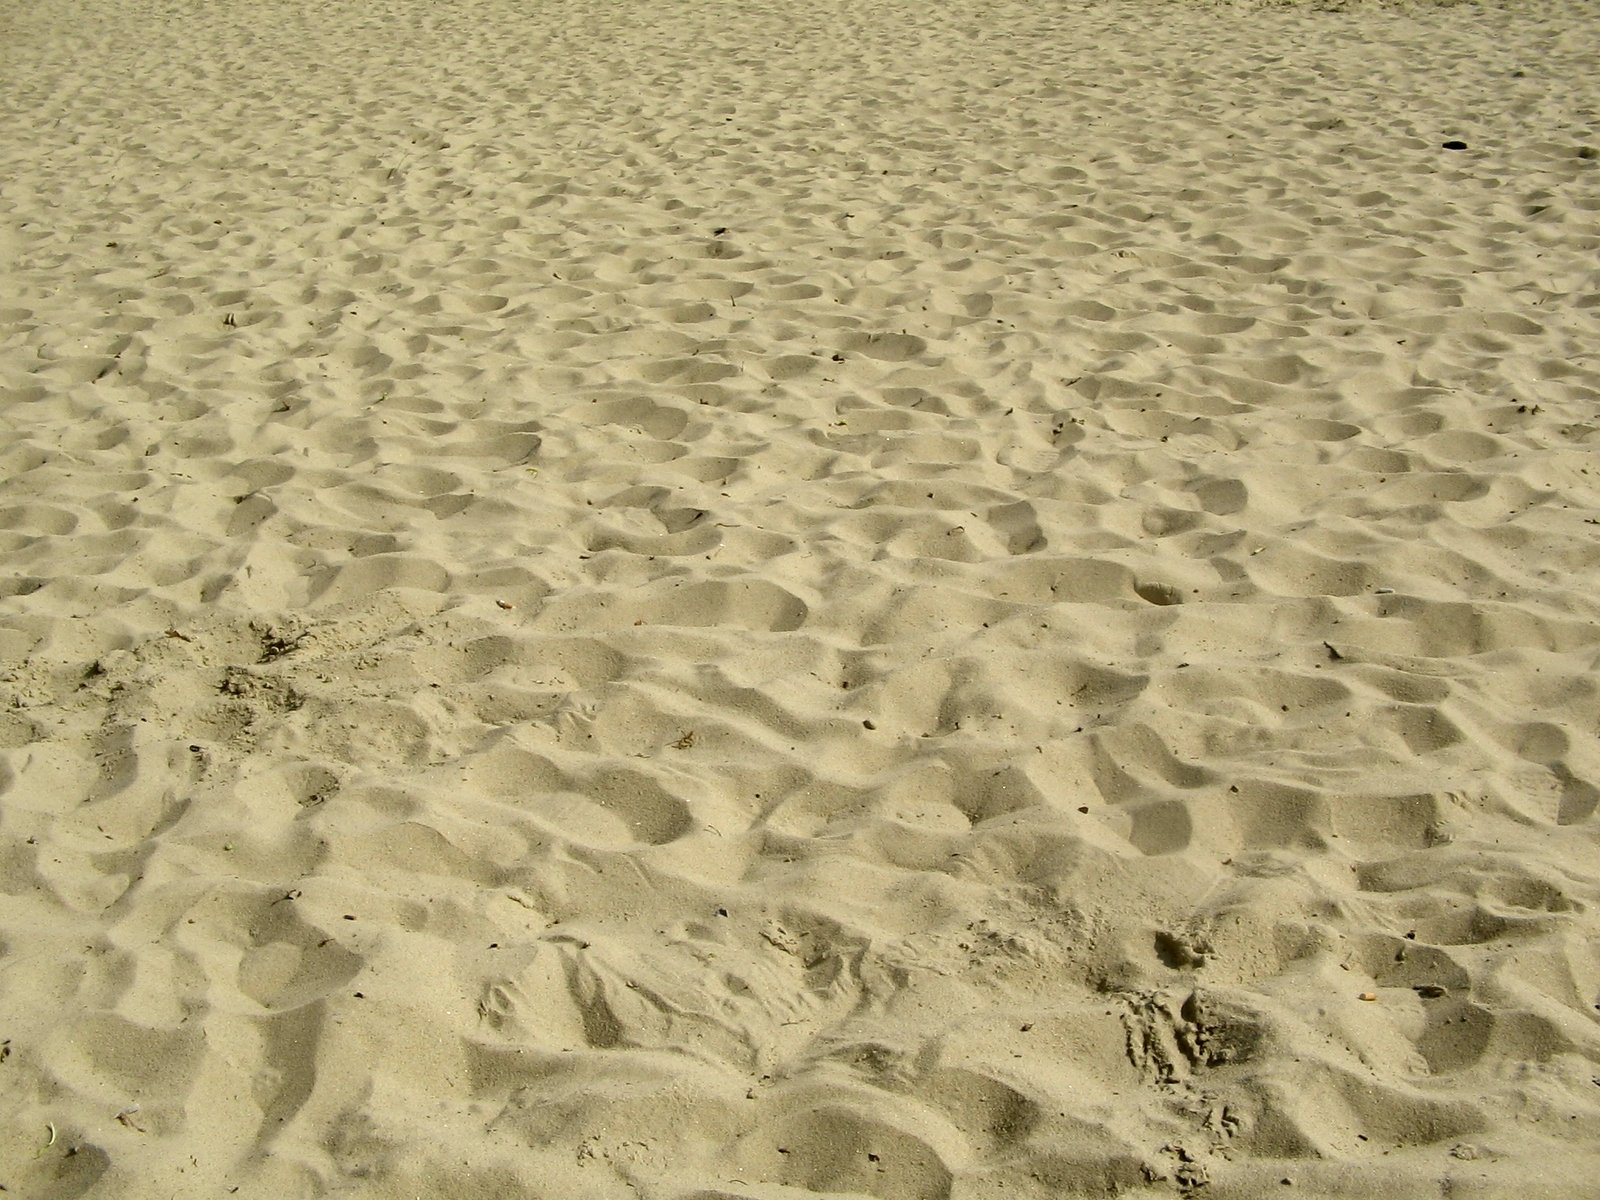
[3,0,1600,1195]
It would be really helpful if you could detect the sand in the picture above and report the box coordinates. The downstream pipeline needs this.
[2,0,1599,1196]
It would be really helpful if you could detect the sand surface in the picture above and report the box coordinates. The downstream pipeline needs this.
[3,0,1600,1196]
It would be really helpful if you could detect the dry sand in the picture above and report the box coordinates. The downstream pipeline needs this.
[3,0,1600,1196]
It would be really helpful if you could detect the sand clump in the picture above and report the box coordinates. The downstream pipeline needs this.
[3,0,1600,1197]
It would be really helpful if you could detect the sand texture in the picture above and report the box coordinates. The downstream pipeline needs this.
[3,0,1600,1196]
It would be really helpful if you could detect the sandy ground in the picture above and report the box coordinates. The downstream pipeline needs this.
[3,0,1600,1196]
